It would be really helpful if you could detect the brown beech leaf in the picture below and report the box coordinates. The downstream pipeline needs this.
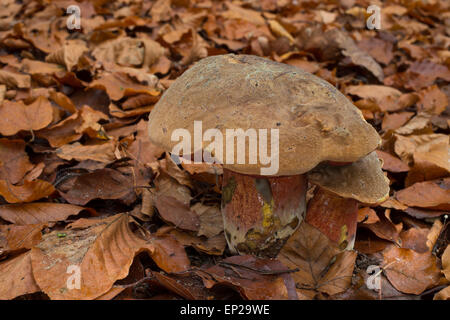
[45,40,88,71]
[0,252,41,300]
[122,94,159,110]
[442,245,450,281]
[222,3,265,26]
[417,85,449,115]
[396,178,450,211]
[0,203,88,225]
[395,114,433,136]
[381,112,414,132]
[0,138,34,184]
[191,203,224,238]
[357,37,394,65]
[434,285,450,300]
[37,105,108,147]
[0,96,53,135]
[346,85,402,112]
[155,195,200,232]
[89,72,160,101]
[56,141,117,163]
[151,271,211,300]
[92,37,165,69]
[278,222,356,297]
[376,150,409,173]
[30,213,189,299]
[21,59,62,75]
[393,60,450,91]
[0,179,55,203]
[109,103,154,118]
[0,223,47,253]
[165,228,227,256]
[357,207,380,224]
[0,84,5,104]
[200,255,298,300]
[383,245,441,295]
[58,168,135,206]
[394,134,448,170]
[400,228,430,253]
[49,90,77,114]
[126,120,165,165]
[268,20,295,44]
[0,69,31,88]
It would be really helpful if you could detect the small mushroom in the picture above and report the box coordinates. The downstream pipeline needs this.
[148,54,389,257]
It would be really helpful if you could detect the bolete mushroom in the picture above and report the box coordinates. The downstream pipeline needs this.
[148,54,389,257]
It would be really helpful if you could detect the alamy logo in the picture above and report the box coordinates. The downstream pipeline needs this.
[66,265,81,290]
[66,5,81,30]
[170,121,280,175]
[366,5,381,30]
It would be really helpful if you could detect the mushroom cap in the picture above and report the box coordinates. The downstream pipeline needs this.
[148,54,381,176]
[308,151,390,204]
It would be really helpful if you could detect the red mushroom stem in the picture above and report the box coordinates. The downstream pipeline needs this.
[221,168,307,257]
[305,187,358,250]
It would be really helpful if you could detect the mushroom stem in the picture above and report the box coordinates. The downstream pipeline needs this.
[221,168,307,257]
[305,187,358,250]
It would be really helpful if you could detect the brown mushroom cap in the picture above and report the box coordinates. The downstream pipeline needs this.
[307,151,390,204]
[148,54,381,176]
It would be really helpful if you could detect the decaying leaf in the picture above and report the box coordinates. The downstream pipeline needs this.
[278,222,356,297]
[30,213,189,299]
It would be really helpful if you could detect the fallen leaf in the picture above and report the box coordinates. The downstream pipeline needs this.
[191,203,224,238]
[0,96,53,136]
[38,105,108,147]
[400,228,430,253]
[357,207,380,224]
[155,195,200,232]
[165,228,227,256]
[58,168,135,206]
[56,141,117,163]
[0,203,88,225]
[0,69,31,88]
[396,178,450,211]
[30,213,189,299]
[200,255,298,300]
[45,40,88,71]
[442,245,450,280]
[357,37,394,65]
[434,285,450,300]
[0,138,34,184]
[381,112,414,132]
[376,150,409,173]
[383,245,441,295]
[278,222,356,297]
[0,223,46,253]
[0,252,41,299]
[417,85,448,115]
[346,85,402,112]
[0,179,55,203]
[89,72,160,101]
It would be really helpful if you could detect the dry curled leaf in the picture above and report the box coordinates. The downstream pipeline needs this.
[30,213,189,299]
